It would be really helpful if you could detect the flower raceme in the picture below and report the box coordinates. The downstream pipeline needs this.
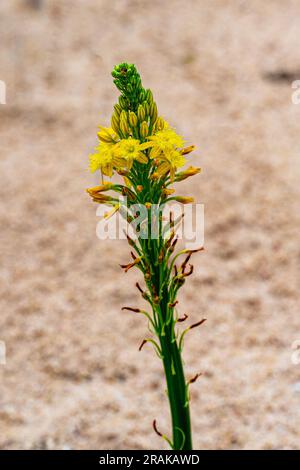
[88,107,199,185]
[86,63,203,451]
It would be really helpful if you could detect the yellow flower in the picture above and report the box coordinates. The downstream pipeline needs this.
[155,117,169,131]
[147,128,185,159]
[173,196,194,204]
[86,182,114,194]
[97,127,118,144]
[89,142,117,177]
[156,148,186,181]
[175,166,201,181]
[115,138,152,169]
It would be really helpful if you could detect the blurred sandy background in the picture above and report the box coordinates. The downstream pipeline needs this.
[0,0,299,450]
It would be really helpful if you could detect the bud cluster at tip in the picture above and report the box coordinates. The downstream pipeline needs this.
[110,62,159,141]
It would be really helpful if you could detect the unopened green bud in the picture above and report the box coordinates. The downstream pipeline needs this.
[175,166,201,181]
[143,101,149,115]
[156,116,165,131]
[137,104,146,121]
[97,127,115,143]
[111,114,120,134]
[120,110,128,124]
[129,111,138,127]
[120,119,129,135]
[173,196,194,204]
[114,103,122,117]
[119,96,127,109]
[149,102,158,122]
[146,89,153,104]
[140,121,149,138]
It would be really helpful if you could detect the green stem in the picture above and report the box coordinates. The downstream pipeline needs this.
[159,323,192,450]
[143,218,193,450]
[112,63,194,450]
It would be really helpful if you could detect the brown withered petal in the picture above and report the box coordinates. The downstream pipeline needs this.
[177,313,188,322]
[188,373,202,385]
[190,318,207,330]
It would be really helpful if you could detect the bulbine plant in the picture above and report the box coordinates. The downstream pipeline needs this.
[86,63,204,450]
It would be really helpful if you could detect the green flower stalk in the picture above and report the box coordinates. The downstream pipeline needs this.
[86,63,203,450]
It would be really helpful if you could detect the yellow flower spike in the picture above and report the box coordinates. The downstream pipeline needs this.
[173,196,194,204]
[137,104,146,122]
[97,127,118,144]
[181,145,196,155]
[136,185,143,192]
[129,111,138,127]
[175,166,202,182]
[145,202,152,209]
[140,121,149,138]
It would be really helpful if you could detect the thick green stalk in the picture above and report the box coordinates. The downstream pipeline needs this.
[159,328,192,450]
[148,238,193,450]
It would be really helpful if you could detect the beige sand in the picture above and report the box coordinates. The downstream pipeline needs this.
[0,0,299,449]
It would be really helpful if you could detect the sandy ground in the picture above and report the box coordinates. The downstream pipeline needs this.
[0,0,299,450]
